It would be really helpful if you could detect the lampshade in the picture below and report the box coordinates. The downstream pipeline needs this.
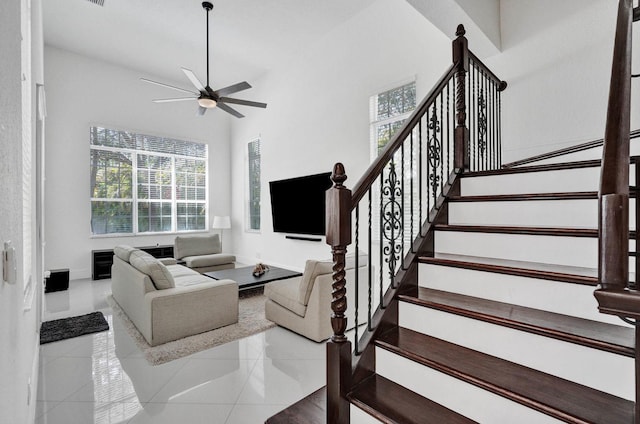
[212,216,231,230]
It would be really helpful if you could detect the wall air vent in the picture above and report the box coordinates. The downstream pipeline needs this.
[86,0,105,6]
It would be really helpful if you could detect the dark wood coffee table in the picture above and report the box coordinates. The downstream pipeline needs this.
[204,265,302,291]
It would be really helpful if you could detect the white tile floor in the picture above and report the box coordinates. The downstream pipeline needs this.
[37,279,327,424]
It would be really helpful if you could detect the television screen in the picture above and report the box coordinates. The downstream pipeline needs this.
[269,172,333,236]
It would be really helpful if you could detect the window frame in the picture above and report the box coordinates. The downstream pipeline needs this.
[245,137,261,233]
[89,126,208,237]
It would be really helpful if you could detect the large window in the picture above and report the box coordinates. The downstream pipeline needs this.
[370,81,416,156]
[90,126,208,235]
[247,138,261,231]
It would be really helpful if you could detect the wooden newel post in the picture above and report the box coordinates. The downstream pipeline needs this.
[326,162,352,424]
[452,24,470,172]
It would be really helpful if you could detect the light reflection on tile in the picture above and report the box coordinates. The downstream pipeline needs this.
[39,278,327,424]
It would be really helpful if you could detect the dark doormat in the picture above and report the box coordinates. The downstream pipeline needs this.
[40,311,109,344]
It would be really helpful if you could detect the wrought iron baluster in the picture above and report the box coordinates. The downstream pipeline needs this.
[425,113,431,221]
[367,189,372,330]
[401,143,406,269]
[478,71,487,170]
[419,119,424,234]
[354,204,360,354]
[440,92,444,194]
[382,161,402,288]
[378,171,384,308]
[446,81,451,181]
[428,104,442,206]
[498,89,502,166]
[410,130,415,252]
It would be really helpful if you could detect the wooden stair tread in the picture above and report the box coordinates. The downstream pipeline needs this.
[462,159,604,177]
[434,224,639,239]
[349,374,477,424]
[420,255,599,286]
[448,191,600,202]
[431,253,599,278]
[399,287,634,356]
[376,328,635,424]
[265,387,326,424]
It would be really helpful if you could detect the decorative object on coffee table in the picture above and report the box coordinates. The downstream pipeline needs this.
[252,263,269,277]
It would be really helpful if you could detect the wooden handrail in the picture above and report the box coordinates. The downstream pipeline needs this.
[468,51,508,92]
[502,129,640,168]
[350,66,456,206]
[597,0,633,294]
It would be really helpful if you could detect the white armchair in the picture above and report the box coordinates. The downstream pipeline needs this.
[264,253,368,342]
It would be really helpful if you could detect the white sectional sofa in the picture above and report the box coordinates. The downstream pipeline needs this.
[111,245,238,346]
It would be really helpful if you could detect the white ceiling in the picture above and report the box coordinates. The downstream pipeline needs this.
[42,0,373,89]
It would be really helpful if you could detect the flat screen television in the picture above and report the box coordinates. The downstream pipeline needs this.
[269,172,333,236]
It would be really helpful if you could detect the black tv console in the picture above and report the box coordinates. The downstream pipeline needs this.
[91,245,174,280]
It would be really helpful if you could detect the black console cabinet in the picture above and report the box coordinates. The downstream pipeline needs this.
[92,245,174,280]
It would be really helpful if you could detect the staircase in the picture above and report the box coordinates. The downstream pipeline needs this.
[347,157,636,423]
[267,1,639,422]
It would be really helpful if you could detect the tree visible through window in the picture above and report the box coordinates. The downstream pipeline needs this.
[90,126,208,235]
[371,81,416,155]
[247,139,261,231]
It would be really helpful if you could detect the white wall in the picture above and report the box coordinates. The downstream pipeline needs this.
[44,46,232,280]
[0,0,43,422]
[486,0,640,163]
[229,0,451,270]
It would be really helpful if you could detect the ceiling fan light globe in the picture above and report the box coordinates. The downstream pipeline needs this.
[198,97,217,108]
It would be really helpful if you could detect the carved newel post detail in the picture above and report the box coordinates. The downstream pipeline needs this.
[452,24,470,171]
[326,163,352,424]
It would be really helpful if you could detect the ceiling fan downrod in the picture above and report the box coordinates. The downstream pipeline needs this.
[203,1,213,88]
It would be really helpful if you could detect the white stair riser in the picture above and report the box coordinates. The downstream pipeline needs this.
[375,347,562,424]
[461,164,636,196]
[418,262,627,326]
[448,198,636,229]
[434,231,636,269]
[399,303,634,400]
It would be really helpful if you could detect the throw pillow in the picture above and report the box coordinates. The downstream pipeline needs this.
[129,250,175,290]
[114,245,137,263]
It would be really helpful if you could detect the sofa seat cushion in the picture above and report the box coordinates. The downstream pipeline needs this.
[174,234,222,259]
[184,253,236,268]
[265,277,307,317]
[165,264,201,279]
[129,250,175,290]
[173,274,216,287]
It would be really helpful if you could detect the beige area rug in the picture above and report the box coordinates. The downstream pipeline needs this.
[107,289,275,365]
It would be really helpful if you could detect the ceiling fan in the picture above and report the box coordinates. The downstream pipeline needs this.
[141,1,266,118]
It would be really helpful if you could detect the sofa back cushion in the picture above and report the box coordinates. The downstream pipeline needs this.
[129,250,175,290]
[114,245,137,263]
[297,252,368,306]
[174,234,221,259]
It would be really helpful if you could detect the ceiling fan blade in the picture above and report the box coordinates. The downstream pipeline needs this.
[141,78,198,95]
[219,97,267,108]
[152,97,197,103]
[215,81,251,97]
[217,103,245,118]
[197,106,207,116]
[182,67,207,93]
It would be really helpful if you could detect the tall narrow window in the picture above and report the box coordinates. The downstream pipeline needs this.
[370,81,416,157]
[247,139,261,231]
[90,126,208,235]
